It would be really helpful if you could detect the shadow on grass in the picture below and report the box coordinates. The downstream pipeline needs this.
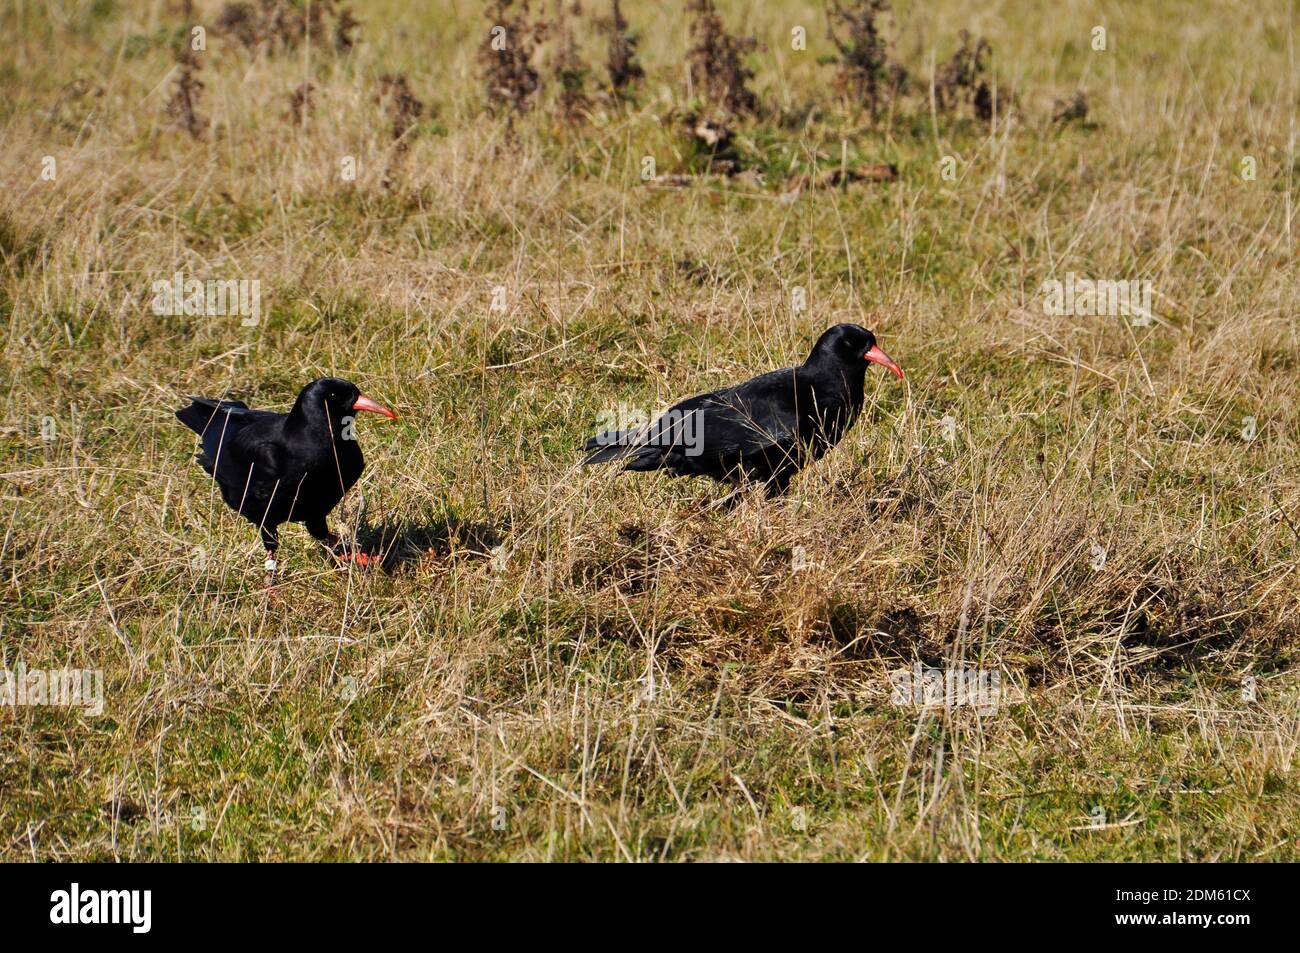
[827,603,946,665]
[354,511,506,573]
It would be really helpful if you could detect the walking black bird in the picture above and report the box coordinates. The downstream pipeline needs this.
[583,324,903,500]
[175,378,396,574]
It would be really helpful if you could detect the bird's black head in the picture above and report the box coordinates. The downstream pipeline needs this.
[293,377,397,430]
[806,324,904,380]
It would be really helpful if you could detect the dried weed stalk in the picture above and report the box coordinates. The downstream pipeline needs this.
[214,2,261,49]
[480,0,549,114]
[377,73,425,150]
[1052,90,1089,125]
[215,0,360,54]
[934,29,1011,121]
[686,0,757,117]
[825,0,907,117]
[601,0,643,99]
[552,1,590,123]
[333,4,362,51]
[287,81,315,126]
[166,43,208,139]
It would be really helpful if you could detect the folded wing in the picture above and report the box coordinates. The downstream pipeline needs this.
[583,370,801,473]
[175,397,278,476]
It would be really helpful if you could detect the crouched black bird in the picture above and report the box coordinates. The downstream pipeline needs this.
[175,378,396,574]
[583,324,903,499]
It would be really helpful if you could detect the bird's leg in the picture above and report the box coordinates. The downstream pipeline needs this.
[763,469,794,499]
[704,475,750,512]
[713,488,747,511]
[306,514,341,551]
[307,516,373,568]
[260,526,280,589]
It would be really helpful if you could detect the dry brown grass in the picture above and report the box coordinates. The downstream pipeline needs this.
[0,0,1298,860]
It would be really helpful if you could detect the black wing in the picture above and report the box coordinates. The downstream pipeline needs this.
[694,368,802,461]
[583,368,803,470]
[176,397,279,475]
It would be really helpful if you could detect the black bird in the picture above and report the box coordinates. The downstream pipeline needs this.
[583,324,903,499]
[175,378,396,573]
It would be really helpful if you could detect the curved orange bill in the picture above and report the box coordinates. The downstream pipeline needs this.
[865,344,904,380]
[352,394,397,419]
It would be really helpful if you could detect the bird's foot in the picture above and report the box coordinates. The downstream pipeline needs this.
[263,556,281,598]
[331,546,376,569]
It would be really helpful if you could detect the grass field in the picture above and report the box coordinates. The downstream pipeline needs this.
[2,0,1299,861]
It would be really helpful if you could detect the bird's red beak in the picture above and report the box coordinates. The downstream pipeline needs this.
[352,395,397,419]
[865,345,904,380]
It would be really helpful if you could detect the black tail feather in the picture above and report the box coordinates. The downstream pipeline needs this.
[583,438,668,470]
[174,397,250,436]
[176,397,260,476]
[583,429,630,464]
[583,443,630,465]
[583,429,629,452]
